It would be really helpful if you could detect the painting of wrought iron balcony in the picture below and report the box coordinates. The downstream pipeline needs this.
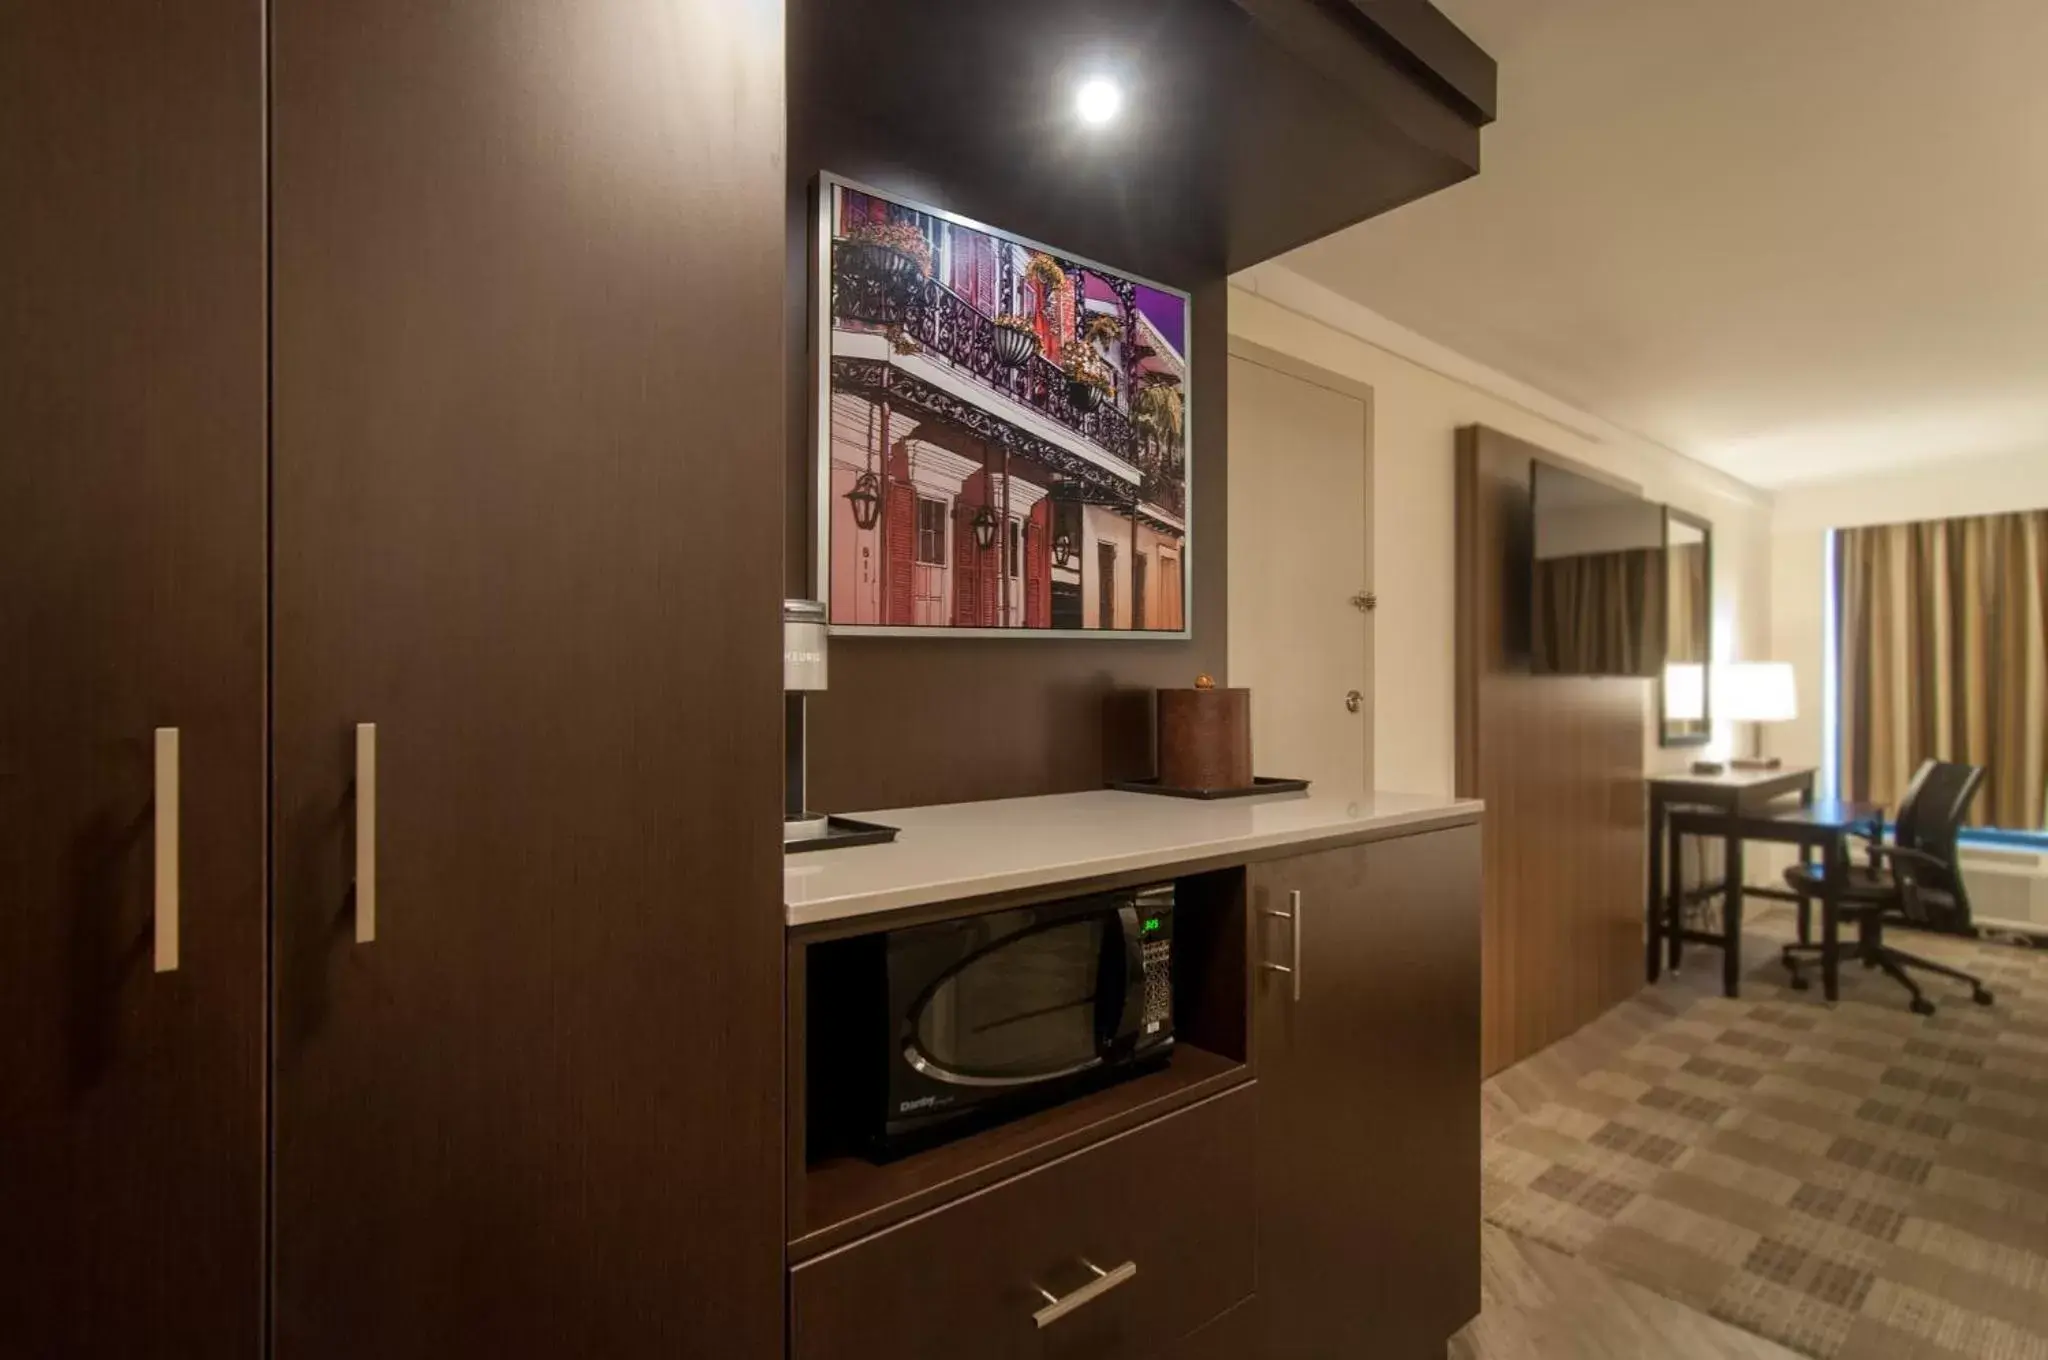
[831,239,1140,467]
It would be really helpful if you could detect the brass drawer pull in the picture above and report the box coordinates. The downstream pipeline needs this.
[1032,1258,1137,1328]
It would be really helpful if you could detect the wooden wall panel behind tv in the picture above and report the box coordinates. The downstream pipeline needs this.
[1455,426,1646,1077]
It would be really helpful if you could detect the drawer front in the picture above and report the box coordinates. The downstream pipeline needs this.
[791,1085,1254,1360]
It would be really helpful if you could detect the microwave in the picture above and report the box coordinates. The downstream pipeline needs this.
[810,886,1175,1155]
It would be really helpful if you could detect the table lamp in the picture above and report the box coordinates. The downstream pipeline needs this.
[1715,662,1796,770]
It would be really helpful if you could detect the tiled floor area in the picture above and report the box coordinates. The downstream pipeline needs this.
[1455,907,2048,1359]
[1453,932,1804,1359]
[1452,1222,1803,1359]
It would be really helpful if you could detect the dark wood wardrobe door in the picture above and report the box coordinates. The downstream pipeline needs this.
[269,2,786,1356]
[0,3,267,1356]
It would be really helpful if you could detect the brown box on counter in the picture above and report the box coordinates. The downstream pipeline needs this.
[1158,682,1252,793]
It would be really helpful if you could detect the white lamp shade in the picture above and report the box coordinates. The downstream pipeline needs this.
[1714,662,1797,723]
[1663,664,1706,721]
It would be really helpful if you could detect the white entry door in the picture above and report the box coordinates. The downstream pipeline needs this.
[1226,347,1373,792]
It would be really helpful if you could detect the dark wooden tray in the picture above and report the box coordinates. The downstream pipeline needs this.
[784,814,899,854]
[1107,776,1311,800]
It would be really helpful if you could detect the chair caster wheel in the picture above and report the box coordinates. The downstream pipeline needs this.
[1911,998,1936,1016]
[1974,989,1995,1006]
[1788,975,1809,991]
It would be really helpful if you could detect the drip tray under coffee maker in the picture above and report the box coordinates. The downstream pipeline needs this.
[784,814,898,854]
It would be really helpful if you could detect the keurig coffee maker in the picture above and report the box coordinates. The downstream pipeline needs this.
[783,599,897,852]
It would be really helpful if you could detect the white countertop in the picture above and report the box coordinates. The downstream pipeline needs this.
[785,788,1483,928]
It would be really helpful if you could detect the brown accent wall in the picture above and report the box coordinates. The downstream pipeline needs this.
[781,0,1493,812]
[1455,426,1647,1076]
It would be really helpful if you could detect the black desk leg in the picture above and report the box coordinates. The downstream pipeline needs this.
[1647,794,1665,982]
[1722,831,1745,998]
[1667,815,1685,974]
[1822,836,1843,1003]
[1798,785,1815,945]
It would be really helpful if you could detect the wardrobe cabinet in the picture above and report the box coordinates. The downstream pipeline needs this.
[1,3,269,1355]
[267,1,787,1356]
[6,1,787,1355]
[1251,824,1483,1358]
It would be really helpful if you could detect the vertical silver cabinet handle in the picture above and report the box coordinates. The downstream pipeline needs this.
[153,728,180,973]
[1032,1258,1138,1328]
[1291,888,1304,1000]
[1260,888,1303,1002]
[355,723,377,944]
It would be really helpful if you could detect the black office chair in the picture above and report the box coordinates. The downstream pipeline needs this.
[1781,760,1995,1015]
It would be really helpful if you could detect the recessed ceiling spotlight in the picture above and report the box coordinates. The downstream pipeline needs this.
[1075,76,1123,127]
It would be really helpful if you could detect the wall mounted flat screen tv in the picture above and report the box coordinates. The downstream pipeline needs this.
[1529,462,1666,676]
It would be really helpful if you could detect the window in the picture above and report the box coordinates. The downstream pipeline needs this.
[1007,519,1022,578]
[1053,500,1081,572]
[915,497,947,567]
[1132,554,1148,631]
[1097,542,1116,629]
[1833,510,2048,833]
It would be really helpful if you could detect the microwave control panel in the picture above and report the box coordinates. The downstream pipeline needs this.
[1141,940,1172,1035]
[1136,891,1174,1037]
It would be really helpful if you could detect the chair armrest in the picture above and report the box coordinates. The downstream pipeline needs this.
[1846,816,1889,872]
[1867,844,1948,873]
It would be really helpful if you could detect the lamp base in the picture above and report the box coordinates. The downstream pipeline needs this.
[1728,756,1783,771]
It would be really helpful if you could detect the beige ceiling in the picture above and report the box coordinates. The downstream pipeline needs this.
[1280,0,2048,489]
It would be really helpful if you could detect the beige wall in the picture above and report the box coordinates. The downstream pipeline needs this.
[1775,448,2048,537]
[1228,266,1775,797]
[1768,533,1831,783]
[1770,447,2048,793]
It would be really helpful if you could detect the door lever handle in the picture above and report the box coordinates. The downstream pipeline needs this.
[154,728,180,973]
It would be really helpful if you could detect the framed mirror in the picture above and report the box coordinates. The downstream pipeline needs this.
[1660,508,1712,746]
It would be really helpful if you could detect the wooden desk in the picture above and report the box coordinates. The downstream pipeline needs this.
[1662,799,1885,1000]
[1646,767,1816,997]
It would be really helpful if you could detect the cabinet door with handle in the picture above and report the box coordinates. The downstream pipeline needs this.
[0,2,268,1353]
[269,1,787,1354]
[1251,824,1483,1358]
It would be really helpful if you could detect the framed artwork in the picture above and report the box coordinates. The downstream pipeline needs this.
[814,174,1192,638]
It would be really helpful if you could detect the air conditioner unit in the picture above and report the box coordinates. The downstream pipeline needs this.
[1960,844,2048,933]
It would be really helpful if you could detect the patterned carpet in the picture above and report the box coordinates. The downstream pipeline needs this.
[1482,910,2048,1359]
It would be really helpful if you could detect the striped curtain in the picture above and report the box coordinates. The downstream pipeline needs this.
[1836,511,2048,830]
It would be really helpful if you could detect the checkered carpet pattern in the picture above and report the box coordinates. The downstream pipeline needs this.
[1483,928,2048,1359]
